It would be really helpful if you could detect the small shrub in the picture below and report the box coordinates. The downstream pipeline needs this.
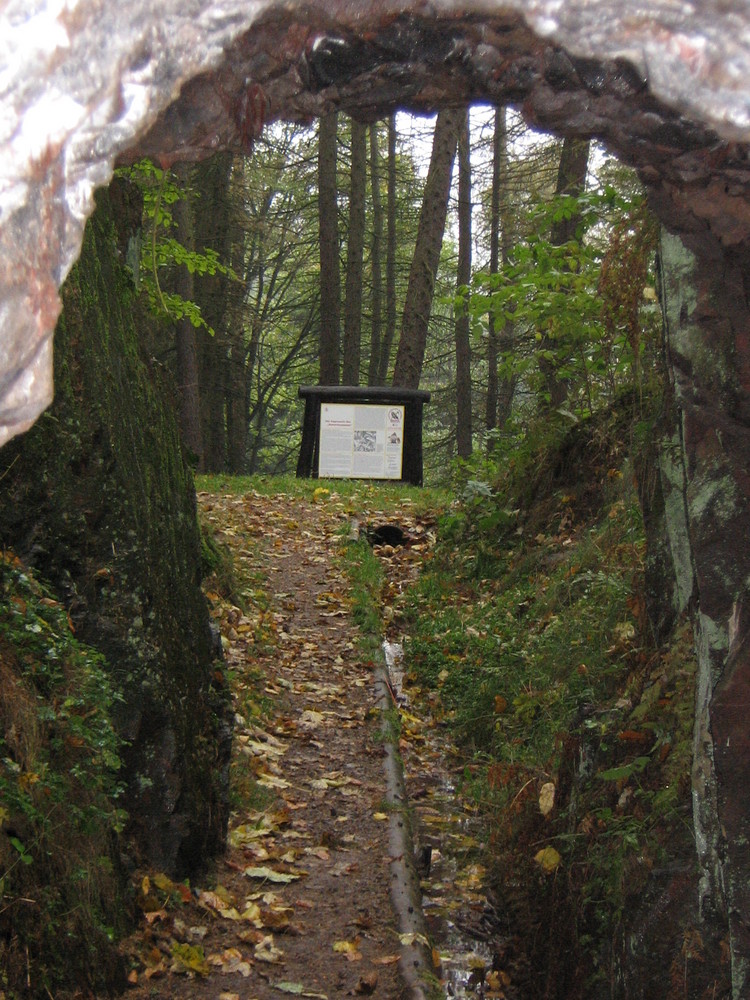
[0,552,127,997]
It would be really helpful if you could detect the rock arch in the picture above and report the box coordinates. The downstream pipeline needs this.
[4,1,750,994]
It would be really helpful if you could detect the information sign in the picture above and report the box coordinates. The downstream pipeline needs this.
[318,403,404,479]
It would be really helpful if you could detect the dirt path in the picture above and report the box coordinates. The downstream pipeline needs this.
[122,489,415,1000]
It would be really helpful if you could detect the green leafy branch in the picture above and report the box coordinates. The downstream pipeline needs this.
[466,186,657,418]
[117,159,237,333]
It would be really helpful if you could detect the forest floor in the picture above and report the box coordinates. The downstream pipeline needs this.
[121,484,455,1000]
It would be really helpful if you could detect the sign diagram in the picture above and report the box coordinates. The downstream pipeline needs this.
[318,403,404,479]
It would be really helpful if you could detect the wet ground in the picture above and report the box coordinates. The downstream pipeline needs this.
[384,641,503,1000]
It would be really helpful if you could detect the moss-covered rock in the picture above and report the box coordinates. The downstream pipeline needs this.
[0,180,231,875]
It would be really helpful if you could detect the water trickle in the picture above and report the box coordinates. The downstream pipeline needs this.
[383,640,502,999]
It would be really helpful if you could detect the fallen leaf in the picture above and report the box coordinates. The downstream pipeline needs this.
[299,710,326,730]
[207,948,253,977]
[255,934,284,963]
[455,863,485,889]
[170,941,210,976]
[260,904,295,930]
[243,866,301,883]
[371,954,400,966]
[539,782,556,816]
[333,938,362,961]
[398,932,429,948]
[274,981,328,998]
[152,872,175,893]
[487,969,511,989]
[534,846,562,874]
[258,774,292,790]
[354,971,378,994]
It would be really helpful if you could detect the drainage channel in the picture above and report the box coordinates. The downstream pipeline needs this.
[383,641,502,999]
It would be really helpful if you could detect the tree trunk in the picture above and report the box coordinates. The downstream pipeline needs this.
[392,108,462,389]
[550,137,591,245]
[496,110,518,429]
[486,107,517,433]
[485,110,501,433]
[539,137,590,410]
[192,152,234,472]
[342,118,366,385]
[455,108,472,459]
[367,123,384,386]
[172,164,205,468]
[226,324,247,472]
[378,113,398,385]
[318,112,341,385]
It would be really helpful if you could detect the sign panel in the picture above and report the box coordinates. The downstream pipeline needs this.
[318,403,404,479]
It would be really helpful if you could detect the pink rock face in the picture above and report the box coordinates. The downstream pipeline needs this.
[3,0,750,444]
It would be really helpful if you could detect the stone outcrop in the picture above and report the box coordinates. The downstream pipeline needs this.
[0,183,232,873]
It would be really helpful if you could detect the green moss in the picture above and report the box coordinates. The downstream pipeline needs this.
[0,182,231,992]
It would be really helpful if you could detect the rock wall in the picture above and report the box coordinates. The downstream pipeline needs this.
[655,228,750,997]
[0,181,231,873]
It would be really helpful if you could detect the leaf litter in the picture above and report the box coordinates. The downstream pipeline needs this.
[121,485,498,999]
[119,487,417,1000]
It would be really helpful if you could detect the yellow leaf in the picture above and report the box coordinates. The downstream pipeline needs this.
[230,818,277,845]
[534,846,562,874]
[398,932,429,948]
[152,872,174,893]
[333,938,361,955]
[240,902,262,923]
[372,812,388,821]
[170,942,209,976]
[539,782,556,817]
[255,934,284,963]
[243,866,301,883]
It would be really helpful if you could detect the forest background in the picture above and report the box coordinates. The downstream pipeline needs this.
[121,106,658,481]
